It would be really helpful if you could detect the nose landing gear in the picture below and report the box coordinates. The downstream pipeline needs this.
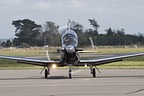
[68,64,72,79]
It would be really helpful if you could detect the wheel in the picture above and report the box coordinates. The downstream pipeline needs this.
[92,68,96,78]
[45,69,48,78]
[69,70,72,79]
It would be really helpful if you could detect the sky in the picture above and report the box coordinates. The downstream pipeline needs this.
[0,0,144,39]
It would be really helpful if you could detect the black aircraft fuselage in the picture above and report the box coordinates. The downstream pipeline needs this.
[60,29,80,65]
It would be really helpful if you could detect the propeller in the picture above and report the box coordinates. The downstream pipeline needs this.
[46,49,51,61]
[89,37,95,49]
[40,45,51,74]
[71,68,82,75]
[58,26,67,34]
[58,19,72,34]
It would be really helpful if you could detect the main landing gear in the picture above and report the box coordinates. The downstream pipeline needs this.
[92,68,96,77]
[44,66,50,79]
[90,65,96,78]
[90,65,101,78]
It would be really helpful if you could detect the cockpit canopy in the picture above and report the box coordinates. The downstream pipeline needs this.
[62,30,78,48]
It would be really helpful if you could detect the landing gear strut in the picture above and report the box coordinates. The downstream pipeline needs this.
[90,65,96,78]
[69,69,72,79]
[92,68,96,78]
[45,66,50,79]
[68,64,72,79]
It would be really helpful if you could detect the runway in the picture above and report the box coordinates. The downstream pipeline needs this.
[0,69,144,96]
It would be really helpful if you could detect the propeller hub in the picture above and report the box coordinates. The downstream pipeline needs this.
[66,45,75,53]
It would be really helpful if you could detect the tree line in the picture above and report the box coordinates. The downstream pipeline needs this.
[1,18,144,48]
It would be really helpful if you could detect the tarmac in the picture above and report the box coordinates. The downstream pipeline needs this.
[0,69,144,96]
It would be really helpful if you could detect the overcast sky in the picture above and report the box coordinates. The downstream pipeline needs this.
[0,0,144,39]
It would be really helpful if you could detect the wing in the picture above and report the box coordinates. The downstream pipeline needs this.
[79,50,100,53]
[79,52,144,66]
[1,52,144,67]
[0,55,61,66]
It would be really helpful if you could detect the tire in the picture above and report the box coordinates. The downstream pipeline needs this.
[45,69,48,79]
[69,70,72,79]
[93,68,96,78]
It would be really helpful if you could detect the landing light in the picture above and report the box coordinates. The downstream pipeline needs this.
[52,64,57,69]
[84,64,87,68]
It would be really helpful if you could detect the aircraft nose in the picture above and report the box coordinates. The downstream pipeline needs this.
[66,45,75,53]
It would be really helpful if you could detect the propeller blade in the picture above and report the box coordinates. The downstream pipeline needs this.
[71,68,82,75]
[89,37,95,49]
[46,50,51,61]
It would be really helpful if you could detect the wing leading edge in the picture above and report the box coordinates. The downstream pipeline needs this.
[79,52,144,66]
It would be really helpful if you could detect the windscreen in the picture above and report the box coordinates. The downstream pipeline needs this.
[62,30,78,48]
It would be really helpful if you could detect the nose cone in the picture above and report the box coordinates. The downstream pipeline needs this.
[66,45,75,53]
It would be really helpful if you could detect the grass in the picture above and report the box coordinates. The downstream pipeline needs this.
[98,61,144,69]
[1,47,144,69]
[95,47,144,54]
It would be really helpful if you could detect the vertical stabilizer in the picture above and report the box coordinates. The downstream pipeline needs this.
[67,19,71,30]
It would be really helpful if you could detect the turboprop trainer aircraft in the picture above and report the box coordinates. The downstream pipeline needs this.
[0,20,144,79]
